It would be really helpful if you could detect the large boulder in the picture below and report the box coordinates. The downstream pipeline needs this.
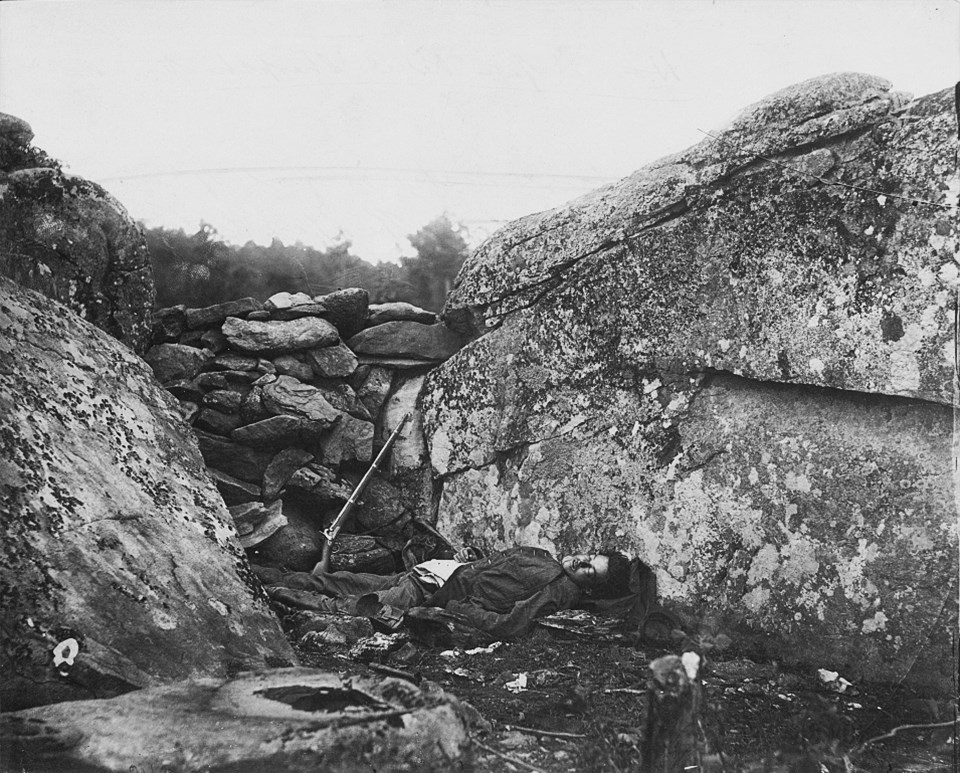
[0,277,295,710]
[0,114,155,354]
[421,75,958,693]
[0,668,471,773]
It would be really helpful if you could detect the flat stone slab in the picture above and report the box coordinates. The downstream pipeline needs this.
[0,668,471,772]
[348,321,462,361]
[223,316,339,354]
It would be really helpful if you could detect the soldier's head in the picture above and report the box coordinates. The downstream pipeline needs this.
[562,551,632,598]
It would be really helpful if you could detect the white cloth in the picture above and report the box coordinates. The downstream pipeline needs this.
[413,559,465,587]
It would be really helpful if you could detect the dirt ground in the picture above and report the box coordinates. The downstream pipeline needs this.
[279,605,956,772]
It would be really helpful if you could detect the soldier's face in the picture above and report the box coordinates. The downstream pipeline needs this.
[561,554,610,587]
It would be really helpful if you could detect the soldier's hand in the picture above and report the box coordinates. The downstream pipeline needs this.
[454,546,483,562]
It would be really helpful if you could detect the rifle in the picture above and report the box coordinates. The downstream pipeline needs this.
[316,413,410,575]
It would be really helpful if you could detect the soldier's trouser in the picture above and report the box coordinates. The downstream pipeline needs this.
[265,568,431,614]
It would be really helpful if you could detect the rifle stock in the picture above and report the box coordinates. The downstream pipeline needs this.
[316,413,410,575]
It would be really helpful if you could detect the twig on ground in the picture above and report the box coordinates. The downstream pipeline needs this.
[857,719,956,749]
[505,724,587,739]
[603,687,645,695]
[471,737,549,773]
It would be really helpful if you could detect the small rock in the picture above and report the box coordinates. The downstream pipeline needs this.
[272,354,314,382]
[264,291,314,310]
[231,415,325,448]
[304,343,358,378]
[229,500,288,548]
[209,469,262,505]
[185,297,262,329]
[150,305,187,343]
[210,352,259,371]
[203,388,245,413]
[262,448,315,500]
[315,287,369,339]
[200,327,228,353]
[261,376,340,425]
[356,366,394,417]
[194,408,242,436]
[143,344,212,384]
[367,301,438,326]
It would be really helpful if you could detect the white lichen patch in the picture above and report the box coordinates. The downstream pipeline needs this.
[861,610,888,634]
[784,471,812,492]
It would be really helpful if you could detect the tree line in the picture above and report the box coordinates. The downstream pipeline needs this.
[144,215,469,312]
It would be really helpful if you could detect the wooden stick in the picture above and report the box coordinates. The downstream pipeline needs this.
[506,724,586,739]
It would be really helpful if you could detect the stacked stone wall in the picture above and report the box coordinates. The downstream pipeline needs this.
[146,292,461,572]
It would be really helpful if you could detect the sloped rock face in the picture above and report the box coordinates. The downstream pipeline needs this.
[0,113,156,354]
[0,668,471,772]
[0,277,295,711]
[422,74,958,692]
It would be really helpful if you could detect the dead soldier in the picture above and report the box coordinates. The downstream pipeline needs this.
[257,546,640,642]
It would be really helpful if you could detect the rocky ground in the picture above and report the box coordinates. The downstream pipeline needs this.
[282,605,956,772]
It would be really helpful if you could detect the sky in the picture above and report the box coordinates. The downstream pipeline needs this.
[1,0,957,262]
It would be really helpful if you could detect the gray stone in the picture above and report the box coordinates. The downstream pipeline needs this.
[321,414,375,467]
[200,327,228,353]
[166,379,205,404]
[209,468,262,506]
[273,353,314,382]
[143,343,213,384]
[263,448,316,500]
[231,415,326,448]
[0,669,470,772]
[211,352,259,371]
[272,303,329,320]
[249,500,325,571]
[305,342,359,378]
[195,408,243,436]
[239,385,271,424]
[194,430,274,485]
[348,321,462,361]
[368,301,438,326]
[185,297,262,329]
[194,371,231,390]
[262,375,341,424]
[357,356,441,370]
[315,287,369,339]
[203,388,245,413]
[0,111,34,148]
[353,476,404,532]
[178,400,200,424]
[357,366,394,417]
[286,464,353,506]
[380,374,427,473]
[315,380,372,420]
[229,500,288,548]
[222,316,339,354]
[265,291,314,309]
[328,534,396,574]
[0,277,293,712]
[150,305,187,343]
[294,613,374,642]
[0,167,156,354]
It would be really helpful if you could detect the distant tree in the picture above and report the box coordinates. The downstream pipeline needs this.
[399,215,469,311]
[145,222,232,307]
[144,216,471,311]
